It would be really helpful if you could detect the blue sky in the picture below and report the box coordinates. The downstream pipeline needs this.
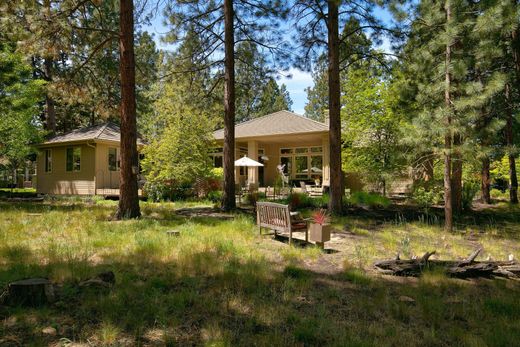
[143,4,395,115]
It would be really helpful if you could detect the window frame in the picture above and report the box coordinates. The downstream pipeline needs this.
[66,146,82,172]
[44,149,52,173]
[108,147,120,172]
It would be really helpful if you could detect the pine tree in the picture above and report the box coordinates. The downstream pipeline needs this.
[116,0,140,219]
[165,0,290,211]
[293,0,391,214]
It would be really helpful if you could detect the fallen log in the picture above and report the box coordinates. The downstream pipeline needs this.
[374,248,519,279]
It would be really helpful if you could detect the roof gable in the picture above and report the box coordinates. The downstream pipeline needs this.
[42,122,144,145]
[213,110,328,140]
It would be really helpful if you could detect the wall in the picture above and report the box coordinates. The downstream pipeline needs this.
[36,143,96,195]
[95,143,120,189]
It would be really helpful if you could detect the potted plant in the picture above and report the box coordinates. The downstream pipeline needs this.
[309,209,331,248]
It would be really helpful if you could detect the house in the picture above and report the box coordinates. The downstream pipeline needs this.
[35,123,144,195]
[212,110,331,188]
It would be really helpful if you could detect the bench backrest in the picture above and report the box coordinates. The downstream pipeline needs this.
[256,202,292,233]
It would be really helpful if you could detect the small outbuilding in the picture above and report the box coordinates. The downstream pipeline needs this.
[35,123,144,196]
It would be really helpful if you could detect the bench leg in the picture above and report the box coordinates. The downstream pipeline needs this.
[289,231,292,246]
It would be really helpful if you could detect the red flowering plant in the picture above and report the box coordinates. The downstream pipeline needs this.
[312,209,330,225]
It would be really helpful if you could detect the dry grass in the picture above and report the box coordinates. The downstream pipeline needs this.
[0,198,519,346]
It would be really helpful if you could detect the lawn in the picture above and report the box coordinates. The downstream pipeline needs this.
[1,198,520,346]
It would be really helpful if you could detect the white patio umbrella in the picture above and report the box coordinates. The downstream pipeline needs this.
[235,155,263,187]
[234,155,264,167]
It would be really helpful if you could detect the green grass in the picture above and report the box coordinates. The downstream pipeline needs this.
[0,199,519,346]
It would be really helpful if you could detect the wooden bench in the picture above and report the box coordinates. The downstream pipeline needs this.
[256,202,308,245]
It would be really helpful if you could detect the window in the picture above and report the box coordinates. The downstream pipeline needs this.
[310,156,323,174]
[280,156,292,175]
[66,147,81,172]
[279,146,323,180]
[44,149,52,173]
[210,155,223,168]
[108,147,120,171]
[295,156,308,178]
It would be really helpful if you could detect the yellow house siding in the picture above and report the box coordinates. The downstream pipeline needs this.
[95,143,120,189]
[36,143,96,195]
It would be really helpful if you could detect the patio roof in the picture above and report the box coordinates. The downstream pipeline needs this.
[40,122,145,146]
[213,110,328,141]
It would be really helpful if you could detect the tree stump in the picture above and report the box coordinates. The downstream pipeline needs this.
[0,278,55,306]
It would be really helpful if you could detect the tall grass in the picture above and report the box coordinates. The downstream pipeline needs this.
[0,199,519,346]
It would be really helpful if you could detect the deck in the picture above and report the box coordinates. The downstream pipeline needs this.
[96,188,144,197]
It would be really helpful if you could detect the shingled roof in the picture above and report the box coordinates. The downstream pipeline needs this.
[213,110,328,140]
[41,122,145,145]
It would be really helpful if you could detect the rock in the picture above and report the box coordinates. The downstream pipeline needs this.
[42,326,57,336]
[509,254,515,261]
[399,295,416,304]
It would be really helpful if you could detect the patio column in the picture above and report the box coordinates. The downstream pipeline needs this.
[322,134,330,186]
[247,140,258,187]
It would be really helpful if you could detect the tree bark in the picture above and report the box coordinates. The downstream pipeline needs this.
[327,0,343,215]
[43,58,56,135]
[451,133,462,212]
[42,0,56,135]
[444,0,453,232]
[505,84,518,204]
[509,3,520,204]
[221,0,236,211]
[481,156,491,204]
[116,0,140,219]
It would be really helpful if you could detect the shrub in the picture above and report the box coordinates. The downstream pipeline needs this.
[462,180,480,210]
[347,191,391,209]
[207,190,223,203]
[285,192,315,210]
[411,187,442,209]
[144,181,193,202]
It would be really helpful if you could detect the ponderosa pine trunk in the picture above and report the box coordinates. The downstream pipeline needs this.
[451,133,462,213]
[221,0,236,211]
[42,0,56,135]
[43,58,56,135]
[481,156,491,204]
[444,0,453,232]
[505,83,519,204]
[116,0,140,219]
[508,14,520,204]
[327,0,343,215]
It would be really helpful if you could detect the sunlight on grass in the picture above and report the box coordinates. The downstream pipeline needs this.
[1,199,520,345]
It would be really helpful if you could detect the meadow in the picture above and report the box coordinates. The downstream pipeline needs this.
[1,198,519,346]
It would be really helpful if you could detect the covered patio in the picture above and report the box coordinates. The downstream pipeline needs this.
[212,111,330,189]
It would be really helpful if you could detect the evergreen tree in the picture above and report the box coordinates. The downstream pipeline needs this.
[293,0,392,214]
[165,0,290,211]
[0,38,44,174]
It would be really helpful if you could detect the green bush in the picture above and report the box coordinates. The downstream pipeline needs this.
[347,191,391,209]
[207,190,223,203]
[411,186,443,209]
[462,180,480,210]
